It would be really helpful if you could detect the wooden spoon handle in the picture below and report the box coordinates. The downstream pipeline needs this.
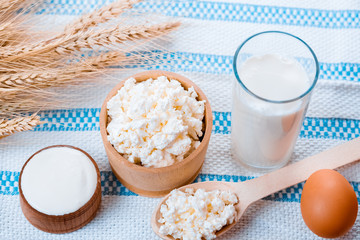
[242,137,360,203]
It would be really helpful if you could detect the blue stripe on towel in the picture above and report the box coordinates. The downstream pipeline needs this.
[133,51,360,82]
[78,50,359,82]
[1,171,359,203]
[33,108,360,141]
[41,0,360,29]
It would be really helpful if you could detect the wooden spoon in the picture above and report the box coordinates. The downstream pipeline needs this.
[152,137,360,239]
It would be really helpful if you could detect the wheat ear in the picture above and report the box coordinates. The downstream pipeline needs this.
[0,0,26,13]
[0,0,141,60]
[0,98,47,117]
[0,21,180,62]
[0,52,129,89]
[0,114,41,138]
[56,21,181,54]
[0,0,39,47]
[63,0,141,35]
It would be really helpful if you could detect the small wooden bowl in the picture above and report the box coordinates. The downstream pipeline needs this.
[100,70,212,197]
[19,145,102,234]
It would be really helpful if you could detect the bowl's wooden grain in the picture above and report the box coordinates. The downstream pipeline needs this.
[19,145,102,234]
[100,70,212,197]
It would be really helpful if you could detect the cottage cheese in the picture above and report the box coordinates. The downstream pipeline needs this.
[107,76,205,168]
[158,188,238,240]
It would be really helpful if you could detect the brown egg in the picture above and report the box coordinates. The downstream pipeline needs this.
[300,169,358,238]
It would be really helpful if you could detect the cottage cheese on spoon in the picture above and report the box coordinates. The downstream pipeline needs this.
[158,188,238,240]
[107,76,205,168]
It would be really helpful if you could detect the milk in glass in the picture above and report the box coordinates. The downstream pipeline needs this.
[232,54,310,169]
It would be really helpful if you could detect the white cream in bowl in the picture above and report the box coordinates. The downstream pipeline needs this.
[21,147,98,215]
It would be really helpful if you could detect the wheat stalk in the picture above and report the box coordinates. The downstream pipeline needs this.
[63,0,141,36]
[0,114,41,138]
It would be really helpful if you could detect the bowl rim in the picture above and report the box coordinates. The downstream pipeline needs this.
[99,70,213,173]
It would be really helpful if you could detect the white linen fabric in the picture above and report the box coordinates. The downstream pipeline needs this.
[1,0,360,239]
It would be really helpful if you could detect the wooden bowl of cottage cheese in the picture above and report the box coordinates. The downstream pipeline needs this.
[99,70,212,197]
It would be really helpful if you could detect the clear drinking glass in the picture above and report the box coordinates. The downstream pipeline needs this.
[231,31,319,170]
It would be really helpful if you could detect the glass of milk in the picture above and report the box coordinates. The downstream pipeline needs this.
[232,31,319,170]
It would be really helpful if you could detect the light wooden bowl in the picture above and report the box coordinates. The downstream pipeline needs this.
[19,145,102,234]
[100,70,212,197]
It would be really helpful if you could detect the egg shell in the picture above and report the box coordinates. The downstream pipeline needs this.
[300,169,358,238]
